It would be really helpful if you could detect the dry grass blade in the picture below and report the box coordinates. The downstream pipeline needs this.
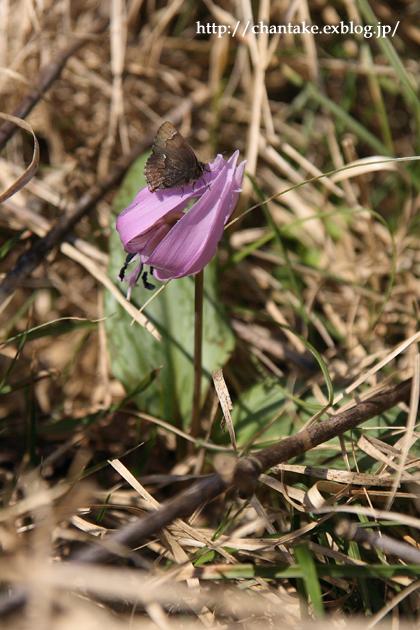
[0,113,39,203]
[212,368,236,454]
[0,17,109,152]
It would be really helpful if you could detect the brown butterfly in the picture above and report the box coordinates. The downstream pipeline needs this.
[144,121,206,192]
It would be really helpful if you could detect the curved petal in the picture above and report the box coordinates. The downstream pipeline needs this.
[116,158,221,250]
[116,151,246,293]
[145,151,245,280]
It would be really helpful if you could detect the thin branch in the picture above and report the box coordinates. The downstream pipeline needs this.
[0,377,413,617]
[0,18,109,152]
[76,377,413,565]
[233,378,413,497]
[0,88,209,307]
[336,519,420,564]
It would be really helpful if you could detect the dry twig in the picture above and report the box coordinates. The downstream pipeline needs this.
[0,18,109,153]
[76,377,412,565]
[0,89,209,308]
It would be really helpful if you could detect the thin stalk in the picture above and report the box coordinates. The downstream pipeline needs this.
[190,269,204,440]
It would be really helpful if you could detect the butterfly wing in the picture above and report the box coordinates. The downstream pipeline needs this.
[145,122,204,192]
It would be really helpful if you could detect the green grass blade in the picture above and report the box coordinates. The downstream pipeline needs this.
[294,543,325,619]
[358,0,420,149]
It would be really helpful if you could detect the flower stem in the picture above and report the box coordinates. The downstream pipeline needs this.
[190,269,204,440]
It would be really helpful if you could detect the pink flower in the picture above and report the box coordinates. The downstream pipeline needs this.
[116,151,246,298]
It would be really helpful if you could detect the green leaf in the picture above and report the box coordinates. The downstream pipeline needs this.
[104,155,235,429]
[206,563,420,581]
[194,550,216,566]
[2,318,96,345]
[223,380,295,446]
[294,543,325,619]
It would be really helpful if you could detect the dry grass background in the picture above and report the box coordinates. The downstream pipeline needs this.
[1,0,420,627]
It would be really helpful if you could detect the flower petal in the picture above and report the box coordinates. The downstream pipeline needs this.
[145,151,245,280]
[116,161,220,252]
[116,151,246,292]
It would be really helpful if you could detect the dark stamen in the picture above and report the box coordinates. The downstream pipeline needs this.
[119,253,136,280]
[142,269,156,291]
